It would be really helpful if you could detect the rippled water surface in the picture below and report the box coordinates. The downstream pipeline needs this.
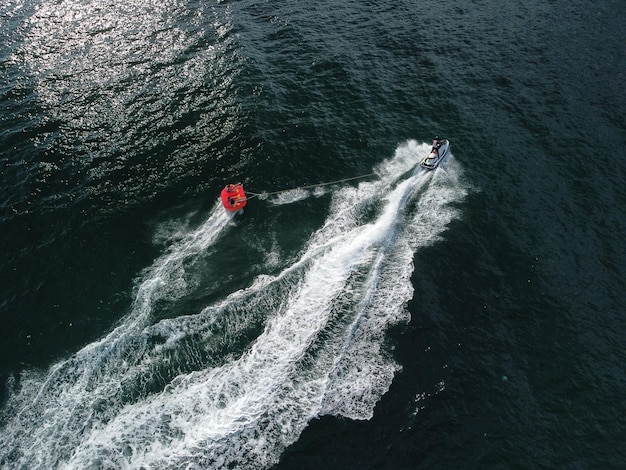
[1,0,625,468]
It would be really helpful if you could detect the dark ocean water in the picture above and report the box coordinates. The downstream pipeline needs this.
[1,0,625,468]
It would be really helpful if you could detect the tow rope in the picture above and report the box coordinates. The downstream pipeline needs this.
[244,172,377,200]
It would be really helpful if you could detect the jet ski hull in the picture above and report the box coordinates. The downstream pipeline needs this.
[420,139,450,170]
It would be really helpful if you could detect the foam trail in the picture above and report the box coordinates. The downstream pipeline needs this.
[65,169,433,469]
[270,188,313,205]
[1,202,235,467]
[0,142,467,469]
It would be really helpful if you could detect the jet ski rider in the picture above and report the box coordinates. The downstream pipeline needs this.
[432,138,442,154]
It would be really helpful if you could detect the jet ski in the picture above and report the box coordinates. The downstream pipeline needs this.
[420,138,450,170]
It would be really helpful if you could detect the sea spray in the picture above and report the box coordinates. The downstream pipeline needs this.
[1,142,467,469]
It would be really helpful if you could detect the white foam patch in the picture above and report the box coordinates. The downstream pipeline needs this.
[269,188,314,205]
[0,202,236,467]
[0,142,467,469]
[256,186,327,205]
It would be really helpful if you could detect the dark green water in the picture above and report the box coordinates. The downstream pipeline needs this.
[1,0,625,468]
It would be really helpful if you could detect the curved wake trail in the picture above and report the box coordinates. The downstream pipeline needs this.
[0,141,467,469]
[1,204,235,467]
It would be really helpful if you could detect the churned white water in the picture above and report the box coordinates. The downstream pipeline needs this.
[0,141,466,469]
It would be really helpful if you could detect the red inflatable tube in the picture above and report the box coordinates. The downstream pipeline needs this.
[220,183,247,211]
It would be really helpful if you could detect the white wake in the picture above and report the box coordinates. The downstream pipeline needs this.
[0,140,467,469]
